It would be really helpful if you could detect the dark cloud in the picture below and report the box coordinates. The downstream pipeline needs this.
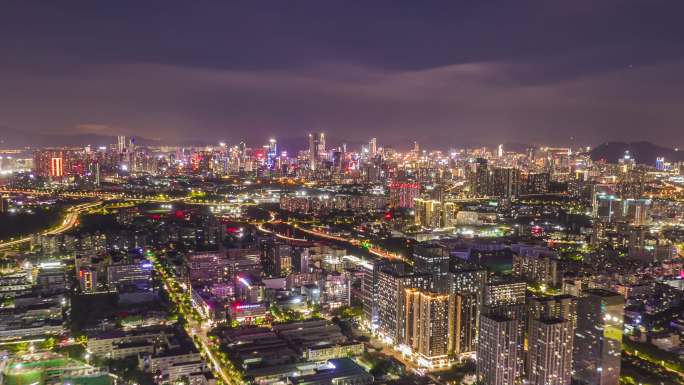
[1,1,683,148]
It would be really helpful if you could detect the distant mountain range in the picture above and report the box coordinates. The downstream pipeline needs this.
[589,141,684,165]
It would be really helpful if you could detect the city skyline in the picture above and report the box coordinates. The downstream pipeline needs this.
[1,4,683,385]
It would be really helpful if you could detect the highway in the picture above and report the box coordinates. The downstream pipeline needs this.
[293,225,404,261]
[257,213,405,261]
[0,200,104,250]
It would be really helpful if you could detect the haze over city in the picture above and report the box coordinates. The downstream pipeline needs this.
[2,1,684,148]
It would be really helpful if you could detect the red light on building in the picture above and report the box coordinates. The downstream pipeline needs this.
[50,157,64,177]
[531,226,543,236]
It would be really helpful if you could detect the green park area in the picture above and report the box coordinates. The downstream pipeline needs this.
[2,354,114,385]
[623,338,684,376]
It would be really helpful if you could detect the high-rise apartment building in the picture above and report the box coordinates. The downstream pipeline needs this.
[528,319,575,385]
[262,241,292,277]
[490,167,521,199]
[527,296,577,385]
[449,292,479,356]
[361,260,388,329]
[512,246,559,286]
[389,182,420,209]
[376,266,432,344]
[485,279,527,307]
[413,243,450,276]
[572,289,624,385]
[33,149,72,178]
[404,289,451,368]
[477,312,524,385]
[524,172,550,195]
[469,158,490,197]
[117,135,127,153]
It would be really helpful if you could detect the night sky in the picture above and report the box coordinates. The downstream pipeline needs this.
[2,1,684,148]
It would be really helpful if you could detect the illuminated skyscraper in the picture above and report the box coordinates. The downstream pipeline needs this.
[308,132,325,170]
[33,149,70,178]
[117,135,126,153]
[527,296,577,385]
[50,157,63,177]
[449,292,479,356]
[262,241,292,277]
[572,289,624,385]
[318,132,326,157]
[490,167,521,199]
[485,279,527,307]
[376,266,432,344]
[477,312,524,385]
[361,259,390,329]
[468,158,489,197]
[266,138,277,170]
[369,137,377,157]
[404,289,452,368]
[528,319,575,385]
[414,198,441,228]
[481,278,527,379]
[389,182,420,209]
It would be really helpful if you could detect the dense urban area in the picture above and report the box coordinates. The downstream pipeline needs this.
[0,136,683,385]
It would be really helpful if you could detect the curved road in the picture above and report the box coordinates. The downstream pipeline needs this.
[257,212,404,261]
[0,200,103,250]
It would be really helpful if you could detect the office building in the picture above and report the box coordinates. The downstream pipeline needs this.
[107,261,153,289]
[309,132,325,171]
